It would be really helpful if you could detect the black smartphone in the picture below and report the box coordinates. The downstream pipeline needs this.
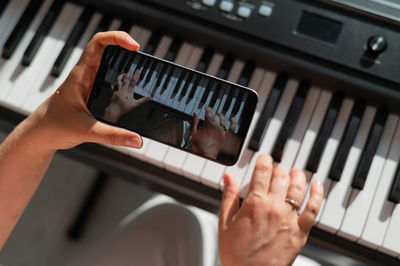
[87,46,258,166]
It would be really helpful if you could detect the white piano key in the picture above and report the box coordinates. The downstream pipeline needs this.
[375,124,400,256]
[317,105,377,231]
[0,0,52,105]
[128,25,144,41]
[338,109,396,242]
[180,52,223,181]
[301,98,353,227]
[232,92,248,134]
[220,68,271,189]
[159,43,193,105]
[129,31,171,158]
[239,79,299,197]
[143,40,194,167]
[5,3,81,113]
[292,90,332,170]
[199,59,244,188]
[23,12,103,113]
[358,114,400,249]
[163,47,205,173]
[153,35,172,58]
[279,87,321,173]
[22,6,84,112]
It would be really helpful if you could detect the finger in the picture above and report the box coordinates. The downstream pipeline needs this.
[219,173,240,230]
[130,70,140,89]
[217,113,226,129]
[268,165,290,200]
[191,113,199,135]
[247,154,273,195]
[229,117,237,132]
[286,169,307,208]
[117,74,124,89]
[205,106,214,123]
[79,31,140,70]
[298,180,324,234]
[88,119,143,149]
[134,96,151,107]
[122,69,133,88]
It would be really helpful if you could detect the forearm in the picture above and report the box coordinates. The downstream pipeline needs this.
[0,118,55,249]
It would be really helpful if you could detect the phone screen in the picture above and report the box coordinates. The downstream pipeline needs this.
[87,46,258,166]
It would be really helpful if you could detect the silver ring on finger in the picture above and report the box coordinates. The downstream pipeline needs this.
[285,198,300,211]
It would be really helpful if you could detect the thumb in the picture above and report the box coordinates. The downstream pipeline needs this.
[219,173,240,230]
[89,120,142,148]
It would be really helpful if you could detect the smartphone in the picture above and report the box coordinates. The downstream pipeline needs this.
[87,46,258,166]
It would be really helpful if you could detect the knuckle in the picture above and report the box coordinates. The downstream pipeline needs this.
[307,200,320,216]
[273,167,288,179]
[245,192,264,211]
[268,202,283,219]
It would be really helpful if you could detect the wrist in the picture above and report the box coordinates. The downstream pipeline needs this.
[103,101,125,123]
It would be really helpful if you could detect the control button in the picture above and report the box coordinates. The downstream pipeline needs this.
[220,0,234,12]
[259,4,273,17]
[202,0,216,7]
[237,6,252,18]
[367,35,387,54]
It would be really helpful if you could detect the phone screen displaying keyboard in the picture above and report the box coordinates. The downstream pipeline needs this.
[87,46,258,166]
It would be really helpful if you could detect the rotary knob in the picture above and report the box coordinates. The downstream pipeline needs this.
[367,35,387,54]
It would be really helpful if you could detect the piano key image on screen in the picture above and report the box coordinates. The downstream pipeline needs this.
[87,47,257,166]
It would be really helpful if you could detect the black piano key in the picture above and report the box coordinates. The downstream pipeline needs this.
[196,47,213,73]
[143,30,162,55]
[216,54,234,79]
[306,93,344,173]
[199,79,214,105]
[164,38,182,61]
[209,82,222,107]
[188,75,201,102]
[2,0,44,59]
[123,54,132,72]
[155,63,168,87]
[91,15,112,36]
[161,66,174,93]
[118,20,132,32]
[133,55,145,74]
[179,72,193,100]
[222,87,236,113]
[0,0,9,15]
[389,163,400,203]
[117,51,130,72]
[329,100,366,181]
[137,57,150,81]
[271,81,310,162]
[171,69,186,98]
[237,61,255,86]
[144,60,157,84]
[231,90,245,117]
[248,73,288,151]
[352,109,388,190]
[0,0,10,18]
[22,0,64,66]
[51,8,94,77]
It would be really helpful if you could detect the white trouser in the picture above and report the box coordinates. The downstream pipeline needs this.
[70,195,220,266]
[69,195,321,266]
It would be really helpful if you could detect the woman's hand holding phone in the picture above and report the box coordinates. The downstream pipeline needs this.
[26,31,144,152]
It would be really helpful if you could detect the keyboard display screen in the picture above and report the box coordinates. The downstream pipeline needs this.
[87,46,258,165]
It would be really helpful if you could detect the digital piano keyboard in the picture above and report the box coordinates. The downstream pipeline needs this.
[0,0,400,264]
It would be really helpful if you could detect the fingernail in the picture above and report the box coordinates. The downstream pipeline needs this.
[126,137,142,148]
[316,180,322,187]
[125,35,140,49]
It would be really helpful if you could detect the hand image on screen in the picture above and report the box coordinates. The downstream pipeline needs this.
[191,107,239,159]
[103,69,151,123]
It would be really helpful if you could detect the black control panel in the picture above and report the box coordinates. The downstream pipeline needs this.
[145,0,400,85]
